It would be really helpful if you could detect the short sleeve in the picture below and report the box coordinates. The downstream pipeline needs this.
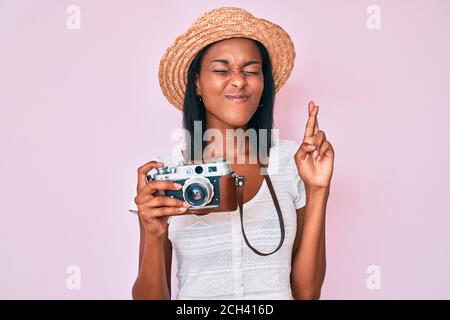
[288,140,307,210]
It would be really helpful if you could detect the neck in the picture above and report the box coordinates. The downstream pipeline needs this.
[203,113,256,165]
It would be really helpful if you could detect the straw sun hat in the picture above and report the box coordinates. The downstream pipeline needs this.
[158,7,296,110]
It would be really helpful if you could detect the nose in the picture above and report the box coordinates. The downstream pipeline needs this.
[230,70,247,89]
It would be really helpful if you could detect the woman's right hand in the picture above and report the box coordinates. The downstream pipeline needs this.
[134,160,191,239]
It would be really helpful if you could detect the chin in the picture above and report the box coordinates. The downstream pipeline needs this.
[221,113,255,128]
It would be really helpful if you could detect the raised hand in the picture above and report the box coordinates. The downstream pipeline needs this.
[294,101,335,189]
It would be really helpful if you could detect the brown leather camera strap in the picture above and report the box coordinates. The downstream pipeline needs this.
[237,174,285,256]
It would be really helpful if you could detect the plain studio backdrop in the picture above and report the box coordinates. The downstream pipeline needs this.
[0,0,449,299]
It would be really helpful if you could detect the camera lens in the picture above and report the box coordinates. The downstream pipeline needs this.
[184,183,207,206]
[194,166,203,174]
[182,176,214,207]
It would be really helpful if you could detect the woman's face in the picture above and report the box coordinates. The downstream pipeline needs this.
[195,37,264,128]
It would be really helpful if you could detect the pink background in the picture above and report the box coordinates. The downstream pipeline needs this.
[1,0,449,299]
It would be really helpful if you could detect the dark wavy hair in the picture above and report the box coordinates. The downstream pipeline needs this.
[182,38,275,164]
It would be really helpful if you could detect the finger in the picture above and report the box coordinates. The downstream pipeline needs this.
[134,193,152,207]
[314,130,326,150]
[308,102,320,134]
[143,180,183,194]
[303,136,314,145]
[304,101,319,139]
[147,196,190,209]
[137,160,165,192]
[318,141,330,160]
[314,106,320,134]
[318,141,334,160]
[303,130,325,161]
[151,206,189,217]
[135,190,182,207]
[154,190,165,197]
[295,142,317,161]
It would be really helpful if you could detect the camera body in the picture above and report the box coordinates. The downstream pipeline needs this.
[147,158,244,215]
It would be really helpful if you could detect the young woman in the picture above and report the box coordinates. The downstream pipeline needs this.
[129,7,335,300]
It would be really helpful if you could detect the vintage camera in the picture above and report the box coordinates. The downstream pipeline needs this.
[147,158,245,215]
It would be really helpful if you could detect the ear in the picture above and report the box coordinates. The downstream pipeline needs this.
[194,73,202,96]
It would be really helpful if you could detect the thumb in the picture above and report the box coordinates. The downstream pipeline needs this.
[295,143,316,160]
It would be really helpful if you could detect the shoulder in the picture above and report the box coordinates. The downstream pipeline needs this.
[270,138,299,162]
[271,139,299,155]
[267,139,299,175]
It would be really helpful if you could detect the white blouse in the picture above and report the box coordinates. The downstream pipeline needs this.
[129,139,306,300]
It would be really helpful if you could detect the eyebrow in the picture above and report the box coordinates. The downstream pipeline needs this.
[210,59,261,67]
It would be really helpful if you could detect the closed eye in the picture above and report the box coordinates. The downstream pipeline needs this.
[213,70,260,74]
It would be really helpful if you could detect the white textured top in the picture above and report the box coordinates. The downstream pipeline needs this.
[128,139,306,300]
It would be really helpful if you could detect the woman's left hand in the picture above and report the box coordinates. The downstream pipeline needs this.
[294,101,335,189]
